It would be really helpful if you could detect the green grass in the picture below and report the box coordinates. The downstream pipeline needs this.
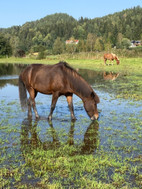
[0,55,142,100]
[0,55,142,73]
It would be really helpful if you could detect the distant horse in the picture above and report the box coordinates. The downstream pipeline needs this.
[19,62,100,121]
[104,53,120,65]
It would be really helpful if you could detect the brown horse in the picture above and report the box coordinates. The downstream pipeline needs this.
[104,53,120,65]
[19,62,100,121]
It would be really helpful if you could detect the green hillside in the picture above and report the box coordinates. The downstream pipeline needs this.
[0,6,142,57]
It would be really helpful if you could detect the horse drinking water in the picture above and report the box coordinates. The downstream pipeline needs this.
[19,62,100,120]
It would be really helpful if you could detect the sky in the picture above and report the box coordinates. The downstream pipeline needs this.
[0,0,142,28]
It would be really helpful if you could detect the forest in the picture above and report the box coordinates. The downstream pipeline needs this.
[0,6,142,57]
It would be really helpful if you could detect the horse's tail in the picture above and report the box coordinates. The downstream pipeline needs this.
[18,75,28,111]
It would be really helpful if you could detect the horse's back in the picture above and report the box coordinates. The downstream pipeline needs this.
[104,53,110,59]
[104,53,114,60]
[23,63,69,94]
[20,64,43,76]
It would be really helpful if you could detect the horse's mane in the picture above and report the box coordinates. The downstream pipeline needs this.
[111,53,119,60]
[59,61,79,76]
[58,62,93,98]
[56,62,100,103]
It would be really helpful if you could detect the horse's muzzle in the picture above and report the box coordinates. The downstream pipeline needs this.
[91,114,99,120]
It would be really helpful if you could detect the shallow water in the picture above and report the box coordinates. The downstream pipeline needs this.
[0,63,141,154]
[0,63,142,187]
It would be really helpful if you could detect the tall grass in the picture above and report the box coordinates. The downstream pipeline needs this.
[0,48,142,64]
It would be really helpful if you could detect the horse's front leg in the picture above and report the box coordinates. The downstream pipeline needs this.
[48,92,59,121]
[66,94,76,121]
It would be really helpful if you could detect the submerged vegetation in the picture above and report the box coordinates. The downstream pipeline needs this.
[0,94,142,188]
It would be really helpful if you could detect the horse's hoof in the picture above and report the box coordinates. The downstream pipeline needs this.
[36,115,40,120]
[48,116,52,121]
[35,113,40,118]
[71,117,76,122]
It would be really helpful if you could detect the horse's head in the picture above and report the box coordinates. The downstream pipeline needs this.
[117,59,120,65]
[115,56,120,65]
[84,92,100,120]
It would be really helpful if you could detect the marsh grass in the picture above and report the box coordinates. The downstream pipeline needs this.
[0,93,142,188]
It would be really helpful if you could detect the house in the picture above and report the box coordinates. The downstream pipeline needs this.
[130,40,141,47]
[66,39,79,45]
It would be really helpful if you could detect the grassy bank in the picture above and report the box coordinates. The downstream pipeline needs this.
[0,55,142,73]
[1,56,142,100]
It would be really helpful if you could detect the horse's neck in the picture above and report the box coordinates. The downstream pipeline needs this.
[114,56,118,60]
[69,75,92,99]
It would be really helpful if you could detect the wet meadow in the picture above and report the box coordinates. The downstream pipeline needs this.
[0,58,142,188]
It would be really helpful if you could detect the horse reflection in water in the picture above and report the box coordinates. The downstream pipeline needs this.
[68,121,99,154]
[20,118,59,152]
[21,119,99,155]
[19,62,100,121]
[103,72,119,81]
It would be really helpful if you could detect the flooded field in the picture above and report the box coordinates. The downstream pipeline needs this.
[0,64,142,188]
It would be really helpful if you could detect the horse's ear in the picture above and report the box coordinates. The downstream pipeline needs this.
[91,91,95,98]
[91,91,100,104]
[95,93,100,104]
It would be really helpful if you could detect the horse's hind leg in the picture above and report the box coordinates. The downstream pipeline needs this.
[66,94,76,121]
[27,97,32,118]
[28,88,39,118]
